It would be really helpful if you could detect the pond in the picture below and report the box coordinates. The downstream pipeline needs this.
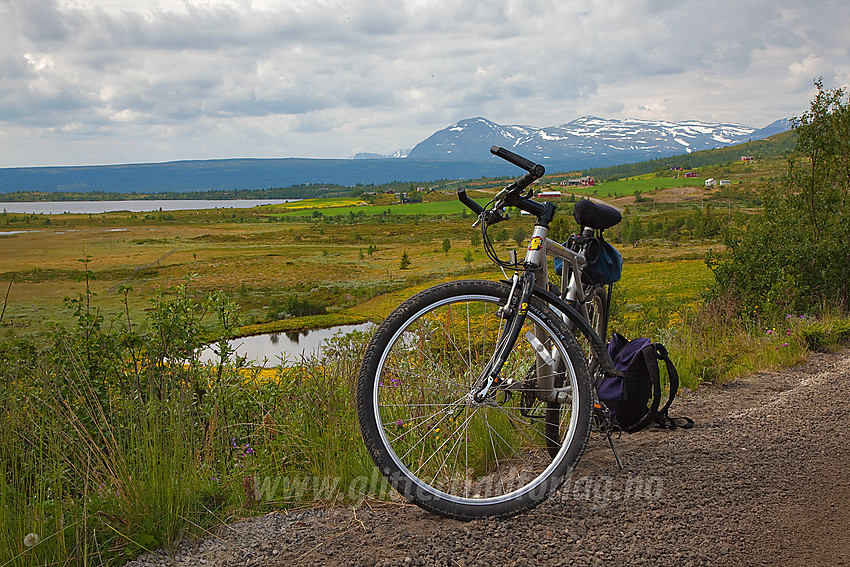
[198,322,375,366]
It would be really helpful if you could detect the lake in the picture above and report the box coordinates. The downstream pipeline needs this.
[198,322,375,366]
[0,199,295,215]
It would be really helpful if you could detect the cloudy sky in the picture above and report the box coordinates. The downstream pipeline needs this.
[1,0,848,168]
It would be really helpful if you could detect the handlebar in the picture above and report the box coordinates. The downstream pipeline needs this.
[490,146,545,197]
[457,147,553,225]
[490,146,545,178]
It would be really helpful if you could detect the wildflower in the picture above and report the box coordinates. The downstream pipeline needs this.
[23,533,39,548]
[395,418,404,427]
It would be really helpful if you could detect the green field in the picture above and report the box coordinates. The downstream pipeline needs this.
[540,175,709,198]
[269,197,490,217]
[0,193,719,340]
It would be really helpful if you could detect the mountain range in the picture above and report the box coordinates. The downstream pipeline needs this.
[365,116,792,164]
[0,116,792,194]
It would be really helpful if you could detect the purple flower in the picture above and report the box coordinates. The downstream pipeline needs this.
[395,418,404,427]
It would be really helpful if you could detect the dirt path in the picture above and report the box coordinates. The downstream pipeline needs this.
[128,348,850,567]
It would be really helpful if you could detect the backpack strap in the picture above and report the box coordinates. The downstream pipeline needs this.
[653,344,695,430]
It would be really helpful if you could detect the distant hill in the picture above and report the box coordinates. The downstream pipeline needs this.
[0,158,520,195]
[583,129,798,181]
[0,116,793,195]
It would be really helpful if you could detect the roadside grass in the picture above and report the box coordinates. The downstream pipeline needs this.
[0,283,380,566]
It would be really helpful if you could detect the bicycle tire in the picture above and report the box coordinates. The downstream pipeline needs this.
[587,283,608,342]
[356,279,592,519]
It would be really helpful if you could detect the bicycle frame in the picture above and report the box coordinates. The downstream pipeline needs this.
[523,225,616,376]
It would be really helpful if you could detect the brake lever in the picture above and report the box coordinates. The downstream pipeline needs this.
[473,207,509,228]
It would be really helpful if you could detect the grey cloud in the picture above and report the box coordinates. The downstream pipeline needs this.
[1,0,849,167]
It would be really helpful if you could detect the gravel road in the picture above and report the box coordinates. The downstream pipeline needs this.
[128,348,850,567]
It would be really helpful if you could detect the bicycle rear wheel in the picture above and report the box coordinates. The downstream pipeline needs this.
[356,279,592,519]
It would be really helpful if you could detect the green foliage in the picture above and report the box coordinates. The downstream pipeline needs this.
[511,226,527,247]
[707,79,850,315]
[399,251,411,270]
[0,275,377,566]
[463,249,474,267]
[267,295,327,320]
[442,238,451,255]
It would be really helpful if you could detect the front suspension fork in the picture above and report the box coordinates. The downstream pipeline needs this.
[472,270,538,402]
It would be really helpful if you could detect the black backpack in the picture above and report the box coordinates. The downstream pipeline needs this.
[596,332,694,433]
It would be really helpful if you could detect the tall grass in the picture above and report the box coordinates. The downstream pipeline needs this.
[0,278,375,566]
[608,280,850,389]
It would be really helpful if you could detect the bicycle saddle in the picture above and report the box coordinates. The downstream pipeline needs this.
[572,199,622,230]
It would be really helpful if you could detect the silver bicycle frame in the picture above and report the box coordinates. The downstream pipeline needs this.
[521,224,597,401]
[523,225,592,326]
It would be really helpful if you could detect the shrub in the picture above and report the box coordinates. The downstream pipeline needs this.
[707,79,850,316]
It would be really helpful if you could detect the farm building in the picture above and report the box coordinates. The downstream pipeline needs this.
[560,176,595,187]
[537,190,562,200]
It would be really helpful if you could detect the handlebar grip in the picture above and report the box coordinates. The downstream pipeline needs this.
[490,146,545,178]
[457,188,508,224]
[457,187,485,215]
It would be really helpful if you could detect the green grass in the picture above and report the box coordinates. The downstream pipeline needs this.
[269,198,489,217]
[619,259,713,305]
[592,176,708,197]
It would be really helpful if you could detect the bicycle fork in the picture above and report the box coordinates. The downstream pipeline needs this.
[472,225,569,405]
[472,270,536,402]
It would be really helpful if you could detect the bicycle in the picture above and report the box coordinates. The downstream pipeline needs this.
[356,146,623,519]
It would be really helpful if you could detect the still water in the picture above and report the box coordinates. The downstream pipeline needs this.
[198,322,375,366]
[0,199,294,215]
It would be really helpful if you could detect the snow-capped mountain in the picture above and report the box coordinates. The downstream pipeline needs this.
[405,116,792,164]
[353,149,410,159]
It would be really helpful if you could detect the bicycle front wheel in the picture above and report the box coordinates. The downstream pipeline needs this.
[356,279,592,519]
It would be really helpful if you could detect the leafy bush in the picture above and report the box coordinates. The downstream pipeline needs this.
[707,79,850,316]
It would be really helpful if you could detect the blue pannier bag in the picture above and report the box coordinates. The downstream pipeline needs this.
[586,239,623,285]
[553,237,623,286]
[597,332,694,433]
